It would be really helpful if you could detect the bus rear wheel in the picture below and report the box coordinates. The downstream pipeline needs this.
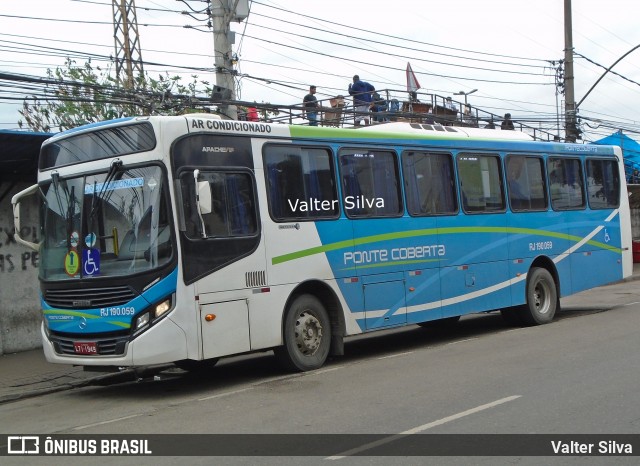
[275,294,331,372]
[519,267,557,325]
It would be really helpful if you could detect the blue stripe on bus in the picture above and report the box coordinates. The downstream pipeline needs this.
[53,117,136,138]
[42,267,178,333]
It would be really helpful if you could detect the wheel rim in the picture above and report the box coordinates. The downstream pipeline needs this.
[533,279,552,315]
[294,311,323,356]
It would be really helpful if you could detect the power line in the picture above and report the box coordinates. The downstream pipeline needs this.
[575,52,640,89]
[0,32,214,60]
[240,33,554,86]
[246,20,547,77]
[250,0,551,64]
[0,13,187,28]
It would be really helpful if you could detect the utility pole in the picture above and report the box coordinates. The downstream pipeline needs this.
[563,0,578,142]
[210,0,249,119]
[112,0,144,90]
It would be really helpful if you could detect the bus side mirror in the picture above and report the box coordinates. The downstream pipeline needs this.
[198,181,212,215]
[194,169,212,238]
[11,184,41,252]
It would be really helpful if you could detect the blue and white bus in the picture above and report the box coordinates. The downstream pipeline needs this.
[12,115,632,372]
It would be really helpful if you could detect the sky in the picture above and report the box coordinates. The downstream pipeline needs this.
[1,0,640,143]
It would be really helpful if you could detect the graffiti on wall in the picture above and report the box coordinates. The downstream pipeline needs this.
[0,226,39,273]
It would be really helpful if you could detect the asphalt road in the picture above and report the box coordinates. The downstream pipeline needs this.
[2,279,640,465]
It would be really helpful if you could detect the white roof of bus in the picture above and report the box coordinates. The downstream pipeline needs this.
[355,122,534,141]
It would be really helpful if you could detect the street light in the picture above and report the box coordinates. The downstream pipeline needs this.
[454,89,478,105]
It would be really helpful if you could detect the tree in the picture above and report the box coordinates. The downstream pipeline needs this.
[19,58,213,132]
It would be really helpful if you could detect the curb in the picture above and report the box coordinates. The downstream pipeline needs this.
[0,369,137,405]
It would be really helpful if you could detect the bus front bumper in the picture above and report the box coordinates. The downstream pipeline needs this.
[41,317,188,368]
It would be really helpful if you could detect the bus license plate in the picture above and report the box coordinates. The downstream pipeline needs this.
[73,342,98,355]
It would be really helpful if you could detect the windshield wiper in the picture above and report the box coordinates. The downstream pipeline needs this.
[61,185,77,248]
[50,172,77,247]
[87,159,123,228]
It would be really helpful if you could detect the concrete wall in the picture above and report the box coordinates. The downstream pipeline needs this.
[0,182,41,355]
[632,212,640,240]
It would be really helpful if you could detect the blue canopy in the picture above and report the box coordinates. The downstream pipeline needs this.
[591,131,640,180]
[592,131,640,164]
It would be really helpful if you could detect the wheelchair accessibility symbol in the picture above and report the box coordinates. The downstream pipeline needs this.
[82,248,100,276]
[603,228,611,243]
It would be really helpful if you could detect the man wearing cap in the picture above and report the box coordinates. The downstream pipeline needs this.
[348,75,375,126]
[445,96,457,112]
[303,85,319,126]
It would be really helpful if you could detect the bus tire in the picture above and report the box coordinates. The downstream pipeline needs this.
[275,294,331,372]
[175,358,219,372]
[519,267,557,325]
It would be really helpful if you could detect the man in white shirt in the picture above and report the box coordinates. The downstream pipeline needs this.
[445,97,457,112]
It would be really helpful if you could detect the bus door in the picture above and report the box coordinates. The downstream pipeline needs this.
[438,153,510,317]
[173,133,262,359]
[178,167,263,359]
[339,148,407,330]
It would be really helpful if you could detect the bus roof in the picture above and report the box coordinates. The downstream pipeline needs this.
[42,115,620,159]
[355,122,535,141]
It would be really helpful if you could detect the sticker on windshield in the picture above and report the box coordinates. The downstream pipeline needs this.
[82,248,100,276]
[69,231,79,248]
[85,232,97,248]
[84,177,144,194]
[64,249,80,276]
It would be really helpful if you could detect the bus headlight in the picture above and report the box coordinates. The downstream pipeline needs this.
[133,296,174,334]
[135,312,150,330]
[154,298,172,318]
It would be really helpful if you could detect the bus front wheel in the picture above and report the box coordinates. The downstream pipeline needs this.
[275,294,331,372]
[519,267,557,325]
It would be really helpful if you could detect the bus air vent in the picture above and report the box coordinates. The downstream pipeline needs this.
[245,270,266,288]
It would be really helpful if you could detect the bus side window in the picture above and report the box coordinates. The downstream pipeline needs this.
[586,158,620,209]
[180,170,257,239]
[339,149,402,218]
[506,155,547,212]
[264,145,338,221]
[402,151,457,216]
[548,158,585,210]
[457,153,505,213]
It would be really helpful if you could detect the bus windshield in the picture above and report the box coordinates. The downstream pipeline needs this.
[39,165,172,281]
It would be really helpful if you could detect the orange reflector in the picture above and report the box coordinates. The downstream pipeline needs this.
[205,314,216,322]
[409,287,415,292]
